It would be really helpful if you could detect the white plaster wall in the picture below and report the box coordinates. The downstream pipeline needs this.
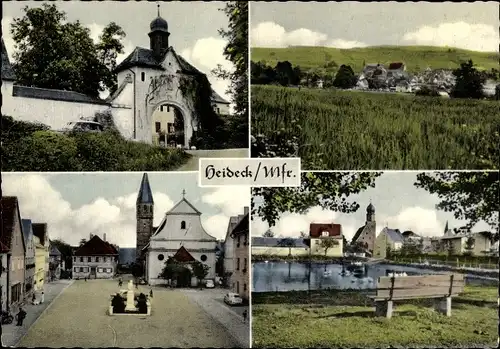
[154,214,217,243]
[214,102,230,115]
[3,93,110,131]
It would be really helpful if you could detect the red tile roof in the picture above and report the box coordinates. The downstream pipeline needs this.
[309,223,342,238]
[32,223,48,245]
[173,246,196,263]
[230,213,249,238]
[74,235,118,256]
[1,196,20,250]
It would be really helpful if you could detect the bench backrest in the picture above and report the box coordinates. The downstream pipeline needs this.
[375,273,465,299]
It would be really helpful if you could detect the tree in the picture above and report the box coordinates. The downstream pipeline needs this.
[275,61,300,86]
[252,172,381,227]
[131,262,144,279]
[159,258,190,287]
[192,261,210,286]
[79,239,87,246]
[215,246,225,276]
[277,237,296,256]
[212,1,248,148]
[50,239,73,269]
[464,237,475,255]
[299,231,307,238]
[319,238,339,256]
[11,3,125,98]
[451,60,486,99]
[262,229,275,238]
[415,172,499,241]
[332,64,357,89]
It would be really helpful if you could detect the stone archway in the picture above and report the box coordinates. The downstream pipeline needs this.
[144,74,196,147]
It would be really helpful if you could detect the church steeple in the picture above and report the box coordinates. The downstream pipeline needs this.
[148,3,170,61]
[366,201,375,223]
[136,173,154,262]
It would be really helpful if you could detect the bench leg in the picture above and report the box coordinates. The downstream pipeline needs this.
[434,296,452,316]
[375,300,393,319]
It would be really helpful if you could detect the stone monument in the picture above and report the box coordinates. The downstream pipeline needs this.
[124,280,137,312]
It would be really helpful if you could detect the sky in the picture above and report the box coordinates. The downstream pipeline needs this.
[2,173,250,248]
[252,172,494,241]
[250,1,498,52]
[2,1,233,102]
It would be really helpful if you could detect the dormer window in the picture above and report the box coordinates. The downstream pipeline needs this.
[321,231,329,237]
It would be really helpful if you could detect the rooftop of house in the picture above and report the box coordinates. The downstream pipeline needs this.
[114,46,229,104]
[309,223,342,238]
[21,218,33,243]
[49,244,62,256]
[12,85,110,106]
[137,173,154,205]
[388,62,405,70]
[74,235,118,256]
[252,237,309,248]
[385,228,404,243]
[32,223,48,246]
[230,213,249,238]
[1,196,21,251]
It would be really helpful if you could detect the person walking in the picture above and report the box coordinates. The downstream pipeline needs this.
[242,309,248,323]
[32,292,36,304]
[16,308,27,326]
[149,289,153,298]
[40,291,45,304]
[85,276,87,282]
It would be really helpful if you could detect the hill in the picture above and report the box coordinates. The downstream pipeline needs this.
[251,46,498,73]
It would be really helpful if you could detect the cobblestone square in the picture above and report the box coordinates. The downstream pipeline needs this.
[18,279,240,348]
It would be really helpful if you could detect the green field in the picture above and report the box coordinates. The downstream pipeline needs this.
[251,46,498,73]
[251,85,500,170]
[252,286,498,348]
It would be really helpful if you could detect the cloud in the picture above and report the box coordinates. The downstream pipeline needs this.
[403,22,497,52]
[181,37,233,107]
[251,21,367,49]
[379,207,444,237]
[3,174,247,248]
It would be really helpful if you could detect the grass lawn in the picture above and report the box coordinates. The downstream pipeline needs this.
[252,286,498,348]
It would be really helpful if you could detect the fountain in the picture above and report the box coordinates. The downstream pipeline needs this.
[108,280,152,316]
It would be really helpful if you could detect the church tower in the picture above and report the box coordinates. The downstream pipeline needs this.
[148,4,170,61]
[136,173,154,262]
[366,202,375,223]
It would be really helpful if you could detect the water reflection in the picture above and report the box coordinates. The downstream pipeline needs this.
[252,261,496,293]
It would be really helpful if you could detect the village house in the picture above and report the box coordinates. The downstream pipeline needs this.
[223,209,247,285]
[309,223,343,257]
[351,203,377,254]
[32,223,50,285]
[1,242,11,312]
[373,227,404,258]
[436,232,492,255]
[73,234,118,279]
[32,229,46,292]
[49,244,64,280]
[230,209,249,302]
[21,219,36,300]
[1,196,27,310]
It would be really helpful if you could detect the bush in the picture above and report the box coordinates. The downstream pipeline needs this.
[415,85,440,97]
[1,115,191,171]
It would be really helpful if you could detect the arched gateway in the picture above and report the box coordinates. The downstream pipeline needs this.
[113,6,230,146]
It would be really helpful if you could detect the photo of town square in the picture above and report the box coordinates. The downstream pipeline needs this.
[1,172,250,347]
[2,1,248,172]
[250,1,499,170]
[251,171,498,348]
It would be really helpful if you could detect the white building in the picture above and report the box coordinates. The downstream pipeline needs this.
[73,234,118,279]
[21,219,36,298]
[223,209,248,281]
[143,192,217,286]
[1,9,230,147]
[0,242,10,312]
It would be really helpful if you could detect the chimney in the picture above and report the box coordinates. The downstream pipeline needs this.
[244,206,249,216]
[103,233,107,242]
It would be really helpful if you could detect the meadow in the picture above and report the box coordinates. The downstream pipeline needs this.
[251,85,500,170]
[251,46,499,73]
[252,285,498,348]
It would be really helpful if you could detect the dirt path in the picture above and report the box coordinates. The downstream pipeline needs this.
[176,148,249,171]
[18,279,238,348]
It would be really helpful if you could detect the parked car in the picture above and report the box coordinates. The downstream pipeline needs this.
[205,279,215,288]
[224,292,243,306]
[62,120,104,133]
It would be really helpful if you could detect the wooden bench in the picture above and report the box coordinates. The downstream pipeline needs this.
[367,273,464,319]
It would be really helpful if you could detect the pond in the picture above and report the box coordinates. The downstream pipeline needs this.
[252,261,497,293]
